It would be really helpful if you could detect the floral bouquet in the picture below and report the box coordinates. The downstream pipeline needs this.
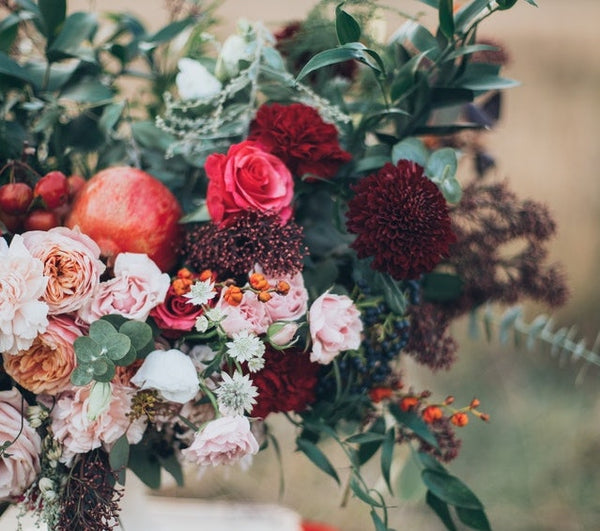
[0,1,595,530]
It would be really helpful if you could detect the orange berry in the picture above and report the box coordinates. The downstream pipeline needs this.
[479,413,490,422]
[450,412,469,427]
[444,395,455,405]
[422,406,443,424]
[470,398,481,409]
[199,269,214,282]
[172,277,193,296]
[276,280,290,295]
[369,387,393,403]
[399,396,419,412]
[177,268,193,279]
[224,285,243,306]
[257,291,272,303]
[250,273,269,291]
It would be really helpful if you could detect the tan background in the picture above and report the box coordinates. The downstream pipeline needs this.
[61,1,600,530]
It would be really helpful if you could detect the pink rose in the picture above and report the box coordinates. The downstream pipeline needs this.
[0,388,42,501]
[78,252,170,323]
[3,314,83,395]
[264,271,308,322]
[308,292,363,365]
[22,226,105,314]
[216,289,270,337]
[181,415,259,466]
[50,383,146,466]
[205,140,294,226]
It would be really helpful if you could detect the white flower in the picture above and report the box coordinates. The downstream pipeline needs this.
[176,58,222,100]
[246,356,265,373]
[205,306,225,323]
[215,371,257,416]
[0,235,49,355]
[185,278,216,306]
[225,330,265,363]
[130,349,199,403]
[216,34,250,79]
[195,315,209,333]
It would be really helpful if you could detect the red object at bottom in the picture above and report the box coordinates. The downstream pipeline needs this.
[301,521,341,531]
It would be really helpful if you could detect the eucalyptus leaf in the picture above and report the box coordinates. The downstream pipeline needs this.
[74,335,103,363]
[119,320,153,352]
[104,333,132,362]
[421,469,484,510]
[296,438,340,485]
[89,319,119,345]
[158,453,185,487]
[70,365,94,387]
[128,443,162,490]
[391,137,428,167]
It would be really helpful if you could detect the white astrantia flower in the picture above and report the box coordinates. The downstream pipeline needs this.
[195,315,209,333]
[184,279,216,306]
[246,356,265,373]
[176,58,222,101]
[130,349,199,403]
[215,371,258,416]
[205,307,226,324]
[225,330,266,363]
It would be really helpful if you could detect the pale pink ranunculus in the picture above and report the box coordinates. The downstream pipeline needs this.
[77,252,170,323]
[264,271,308,322]
[0,388,42,501]
[308,292,363,365]
[3,314,83,395]
[181,415,259,467]
[0,235,48,355]
[205,140,294,226]
[215,289,271,337]
[50,382,147,466]
[22,226,105,314]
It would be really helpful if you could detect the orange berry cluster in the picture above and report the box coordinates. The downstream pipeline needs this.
[172,268,215,296]
[399,394,489,428]
[222,273,290,307]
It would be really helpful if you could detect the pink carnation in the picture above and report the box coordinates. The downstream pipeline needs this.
[0,388,42,501]
[181,415,259,466]
[78,252,170,323]
[50,383,147,466]
[263,271,308,322]
[308,292,363,364]
[22,226,105,314]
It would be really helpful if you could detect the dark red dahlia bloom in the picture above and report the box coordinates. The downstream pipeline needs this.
[346,160,456,280]
[248,103,351,181]
[249,346,319,419]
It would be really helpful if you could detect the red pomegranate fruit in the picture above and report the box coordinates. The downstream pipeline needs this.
[23,209,60,231]
[0,182,33,215]
[66,166,183,272]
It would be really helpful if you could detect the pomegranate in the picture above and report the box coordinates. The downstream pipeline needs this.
[23,209,60,231]
[65,166,183,272]
[34,171,69,209]
[0,182,33,215]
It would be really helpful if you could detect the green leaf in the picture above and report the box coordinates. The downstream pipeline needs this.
[422,273,463,302]
[354,155,390,174]
[402,22,440,60]
[109,434,130,473]
[389,403,439,449]
[91,358,114,381]
[144,17,194,45]
[39,0,66,45]
[391,137,428,167]
[417,451,447,473]
[349,476,385,507]
[70,365,94,387]
[295,46,363,83]
[335,4,361,45]
[345,432,387,444]
[496,0,518,9]
[0,14,20,53]
[439,176,462,203]
[119,320,153,352]
[89,319,118,344]
[99,101,125,135]
[131,120,174,151]
[74,336,103,363]
[59,77,113,103]
[426,490,458,531]
[47,12,98,62]
[370,509,389,531]
[128,442,161,489]
[104,334,132,362]
[378,273,408,315]
[456,506,491,530]
[398,452,427,501]
[0,51,34,84]
[454,0,492,33]
[381,428,395,495]
[458,74,519,91]
[446,44,498,60]
[438,0,455,39]
[522,0,538,5]
[358,416,386,465]
[425,147,457,182]
[421,470,484,510]
[158,452,185,487]
[296,438,340,485]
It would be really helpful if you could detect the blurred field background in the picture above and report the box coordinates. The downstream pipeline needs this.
[64,1,600,529]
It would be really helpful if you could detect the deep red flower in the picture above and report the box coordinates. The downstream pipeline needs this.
[249,346,319,419]
[346,160,456,280]
[248,103,351,181]
[301,522,341,531]
[149,284,204,338]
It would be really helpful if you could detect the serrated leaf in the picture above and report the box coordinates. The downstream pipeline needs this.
[391,137,428,167]
[296,438,340,485]
[389,403,439,449]
[381,428,395,495]
[335,4,361,45]
[456,506,491,530]
[438,0,455,39]
[426,490,458,531]
[349,476,384,507]
[422,470,484,510]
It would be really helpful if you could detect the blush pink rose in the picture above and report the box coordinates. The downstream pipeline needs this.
[0,388,42,501]
[181,415,259,466]
[205,140,294,226]
[216,289,271,337]
[22,226,105,314]
[50,382,147,466]
[308,292,363,365]
[3,314,83,395]
[78,252,170,323]
[264,271,308,322]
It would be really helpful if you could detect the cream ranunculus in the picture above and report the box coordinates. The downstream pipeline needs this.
[176,58,222,100]
[130,349,199,403]
[0,235,48,355]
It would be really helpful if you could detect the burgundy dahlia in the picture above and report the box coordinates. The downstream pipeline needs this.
[346,161,456,280]
[249,346,319,419]
[248,103,352,181]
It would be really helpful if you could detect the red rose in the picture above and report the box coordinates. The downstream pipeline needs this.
[150,285,204,338]
[205,140,294,226]
[248,346,319,419]
[248,103,351,181]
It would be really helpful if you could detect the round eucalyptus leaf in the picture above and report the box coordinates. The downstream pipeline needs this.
[74,336,103,363]
[70,365,94,387]
[89,319,118,344]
